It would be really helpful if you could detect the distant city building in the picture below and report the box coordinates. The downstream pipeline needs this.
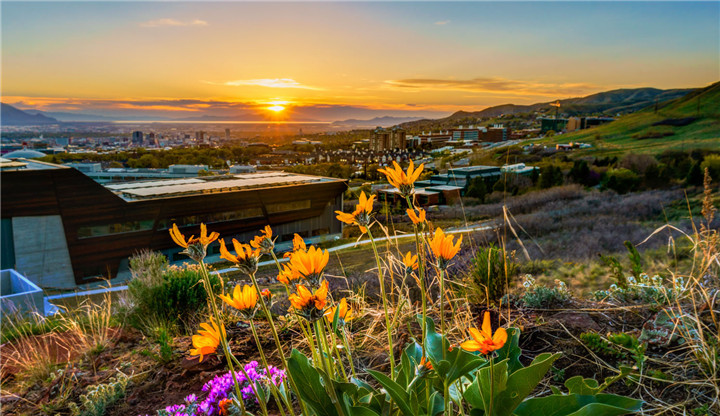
[540,118,568,134]
[566,117,615,132]
[370,126,406,151]
[195,131,206,142]
[225,128,231,141]
[131,131,143,145]
[1,159,346,288]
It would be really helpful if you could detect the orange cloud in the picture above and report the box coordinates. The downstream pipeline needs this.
[385,77,600,97]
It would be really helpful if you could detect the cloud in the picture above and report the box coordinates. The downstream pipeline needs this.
[139,18,208,28]
[434,20,450,25]
[204,78,323,90]
[385,77,599,97]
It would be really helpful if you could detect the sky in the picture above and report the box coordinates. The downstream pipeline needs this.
[2,1,719,121]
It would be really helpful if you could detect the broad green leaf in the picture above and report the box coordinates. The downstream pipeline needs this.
[287,349,337,416]
[463,359,509,414]
[514,393,643,416]
[494,327,522,374]
[421,317,485,386]
[367,370,414,416]
[565,376,600,395]
[428,391,445,416]
[493,352,561,416]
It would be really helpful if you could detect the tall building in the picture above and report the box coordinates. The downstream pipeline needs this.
[195,131,205,142]
[225,128,231,141]
[370,126,406,151]
[131,131,143,145]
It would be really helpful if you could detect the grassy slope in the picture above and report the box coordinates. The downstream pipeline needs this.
[536,81,720,156]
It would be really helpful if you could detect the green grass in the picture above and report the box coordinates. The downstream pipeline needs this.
[532,81,720,156]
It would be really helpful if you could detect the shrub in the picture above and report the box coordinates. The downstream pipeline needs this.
[127,253,221,335]
[603,168,641,194]
[517,275,571,309]
[68,371,130,416]
[593,273,687,305]
[467,244,519,303]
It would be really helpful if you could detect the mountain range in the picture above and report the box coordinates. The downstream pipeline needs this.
[398,87,694,131]
[1,103,59,125]
[0,87,698,127]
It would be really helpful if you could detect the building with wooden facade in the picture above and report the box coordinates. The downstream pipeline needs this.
[1,158,346,289]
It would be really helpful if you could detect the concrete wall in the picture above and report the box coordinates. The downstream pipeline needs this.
[1,269,44,315]
[12,215,76,289]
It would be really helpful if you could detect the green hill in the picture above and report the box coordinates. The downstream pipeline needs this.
[541,81,720,155]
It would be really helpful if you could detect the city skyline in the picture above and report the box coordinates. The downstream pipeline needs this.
[2,1,718,121]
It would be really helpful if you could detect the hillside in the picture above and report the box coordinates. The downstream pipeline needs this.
[0,103,59,125]
[399,87,692,132]
[542,81,720,155]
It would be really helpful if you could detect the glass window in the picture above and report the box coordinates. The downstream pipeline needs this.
[77,219,154,238]
[266,200,311,214]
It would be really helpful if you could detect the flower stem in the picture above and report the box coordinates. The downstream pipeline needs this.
[248,271,304,416]
[198,261,246,415]
[367,227,395,376]
[250,320,288,416]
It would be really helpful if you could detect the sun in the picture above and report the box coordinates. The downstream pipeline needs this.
[267,105,285,112]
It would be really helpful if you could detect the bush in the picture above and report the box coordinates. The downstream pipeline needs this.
[603,168,641,194]
[517,275,571,309]
[467,244,519,303]
[126,252,220,335]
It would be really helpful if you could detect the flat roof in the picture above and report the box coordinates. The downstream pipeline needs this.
[107,171,340,201]
[0,158,66,171]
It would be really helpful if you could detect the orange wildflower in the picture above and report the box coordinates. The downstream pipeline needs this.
[336,191,375,233]
[250,225,275,254]
[220,238,261,276]
[283,234,307,258]
[406,207,426,225]
[218,398,231,415]
[219,284,258,316]
[428,227,462,268]
[289,246,329,285]
[189,320,225,362]
[402,251,419,272]
[289,281,329,321]
[324,297,354,323]
[378,160,424,196]
[169,223,219,261]
[277,264,300,285]
[460,312,508,355]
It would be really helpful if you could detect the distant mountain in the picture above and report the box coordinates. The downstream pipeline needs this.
[553,81,720,149]
[399,87,694,132]
[23,110,115,122]
[331,116,424,128]
[1,103,59,125]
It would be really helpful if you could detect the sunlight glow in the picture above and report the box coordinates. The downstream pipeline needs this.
[267,105,285,112]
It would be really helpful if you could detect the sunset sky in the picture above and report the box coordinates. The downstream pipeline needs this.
[2,1,718,121]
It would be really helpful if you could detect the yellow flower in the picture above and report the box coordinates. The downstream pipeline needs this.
[289,246,329,285]
[378,160,424,196]
[277,264,300,285]
[324,297,354,323]
[402,251,419,272]
[219,284,258,312]
[169,223,219,261]
[428,227,462,267]
[289,281,329,321]
[220,238,261,276]
[336,191,375,233]
[283,233,308,258]
[189,320,225,362]
[250,225,275,254]
[460,312,508,355]
[406,208,426,225]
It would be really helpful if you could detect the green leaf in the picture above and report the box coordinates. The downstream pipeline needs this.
[514,393,643,416]
[463,359,509,414]
[421,317,485,386]
[286,349,337,416]
[565,376,600,395]
[494,327,522,374]
[427,391,445,416]
[367,370,414,416]
[493,352,561,416]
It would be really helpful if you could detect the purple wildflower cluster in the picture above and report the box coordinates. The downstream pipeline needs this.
[146,361,286,416]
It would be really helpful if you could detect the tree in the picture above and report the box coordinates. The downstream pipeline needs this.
[539,165,563,189]
[603,168,640,194]
[568,160,591,186]
[466,177,488,202]
[686,161,704,186]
